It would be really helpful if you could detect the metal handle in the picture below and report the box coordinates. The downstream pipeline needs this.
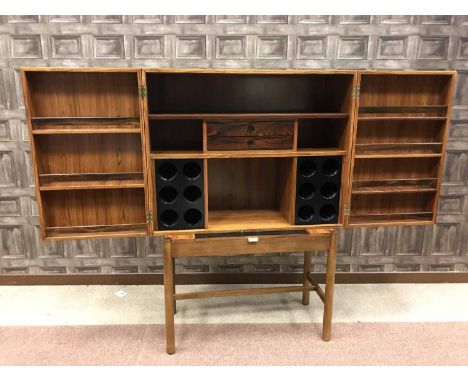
[247,236,259,244]
[247,125,256,134]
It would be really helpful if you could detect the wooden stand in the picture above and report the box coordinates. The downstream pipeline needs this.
[163,229,337,354]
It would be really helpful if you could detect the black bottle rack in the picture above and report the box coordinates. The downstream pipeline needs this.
[295,156,342,225]
[155,159,205,231]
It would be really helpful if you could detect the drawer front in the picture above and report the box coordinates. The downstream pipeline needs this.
[171,233,331,257]
[207,136,293,150]
[207,121,294,138]
[207,121,294,151]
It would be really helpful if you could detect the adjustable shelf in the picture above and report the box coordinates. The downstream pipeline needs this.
[355,142,442,155]
[39,172,145,191]
[151,149,347,160]
[32,117,141,135]
[149,113,349,120]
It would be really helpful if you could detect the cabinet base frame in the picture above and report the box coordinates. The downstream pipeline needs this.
[163,228,337,354]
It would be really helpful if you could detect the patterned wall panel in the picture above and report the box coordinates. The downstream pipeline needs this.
[0,15,467,276]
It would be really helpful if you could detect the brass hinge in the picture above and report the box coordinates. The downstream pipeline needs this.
[344,203,351,216]
[139,85,147,99]
[352,86,360,99]
[145,210,153,224]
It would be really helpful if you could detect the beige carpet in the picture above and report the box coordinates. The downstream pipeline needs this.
[1,322,467,365]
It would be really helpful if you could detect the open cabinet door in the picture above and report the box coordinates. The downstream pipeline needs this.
[346,70,456,227]
[21,68,151,240]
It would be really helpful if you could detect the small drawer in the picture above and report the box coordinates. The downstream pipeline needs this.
[171,233,331,257]
[207,121,294,138]
[207,136,293,150]
[206,121,294,151]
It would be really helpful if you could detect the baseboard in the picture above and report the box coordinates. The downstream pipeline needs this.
[1,272,468,286]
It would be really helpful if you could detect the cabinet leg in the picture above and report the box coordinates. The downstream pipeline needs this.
[302,251,312,305]
[172,257,176,314]
[322,230,337,342]
[164,238,175,354]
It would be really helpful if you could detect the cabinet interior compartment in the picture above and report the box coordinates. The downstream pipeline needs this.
[41,188,147,237]
[297,118,348,150]
[24,71,140,118]
[35,134,143,180]
[150,119,203,152]
[147,73,354,114]
[207,157,295,230]
[355,119,445,154]
[350,192,435,224]
[358,74,452,117]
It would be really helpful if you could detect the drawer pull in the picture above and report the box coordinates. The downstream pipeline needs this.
[247,125,256,134]
[247,236,259,244]
[247,139,255,147]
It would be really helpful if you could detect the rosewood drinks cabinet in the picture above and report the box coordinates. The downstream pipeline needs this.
[20,68,456,240]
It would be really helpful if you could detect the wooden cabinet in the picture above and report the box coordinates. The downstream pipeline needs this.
[20,68,456,240]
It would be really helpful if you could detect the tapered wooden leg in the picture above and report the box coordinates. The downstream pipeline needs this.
[322,229,337,342]
[172,257,176,314]
[302,251,312,305]
[163,238,175,354]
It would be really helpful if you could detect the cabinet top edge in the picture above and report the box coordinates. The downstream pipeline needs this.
[19,67,457,76]
[359,69,457,76]
[20,67,140,73]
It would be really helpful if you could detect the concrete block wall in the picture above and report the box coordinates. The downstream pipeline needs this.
[0,15,467,275]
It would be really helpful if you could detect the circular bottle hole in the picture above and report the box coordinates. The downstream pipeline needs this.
[320,182,338,199]
[298,182,315,200]
[319,205,336,221]
[158,186,178,204]
[299,159,316,177]
[183,162,201,180]
[322,159,339,177]
[160,209,178,227]
[158,162,177,181]
[183,185,202,203]
[184,208,202,226]
[297,205,314,222]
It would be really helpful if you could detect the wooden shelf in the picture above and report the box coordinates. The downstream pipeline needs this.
[208,209,291,231]
[349,212,433,226]
[39,172,144,190]
[358,116,446,121]
[40,179,145,191]
[32,117,141,134]
[149,113,349,121]
[352,185,436,195]
[355,142,442,155]
[33,128,141,135]
[32,117,140,123]
[355,153,442,159]
[358,105,447,114]
[151,149,346,159]
[45,223,148,240]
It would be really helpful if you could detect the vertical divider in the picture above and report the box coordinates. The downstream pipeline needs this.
[203,158,209,228]
[293,120,298,151]
[202,120,208,153]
